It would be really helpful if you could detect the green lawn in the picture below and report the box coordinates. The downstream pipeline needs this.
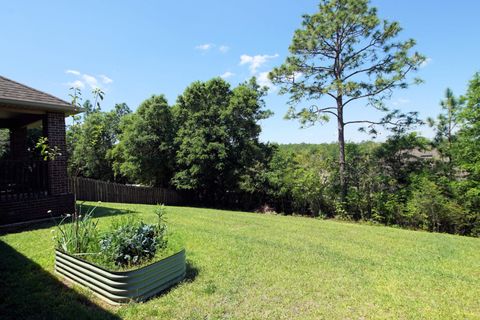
[1,202,479,319]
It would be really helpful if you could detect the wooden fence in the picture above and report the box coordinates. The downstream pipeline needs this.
[69,177,183,205]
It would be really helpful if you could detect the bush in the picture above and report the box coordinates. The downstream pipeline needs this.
[371,192,406,226]
[406,176,464,233]
[99,205,167,267]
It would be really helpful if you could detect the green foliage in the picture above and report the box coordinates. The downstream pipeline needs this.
[0,128,9,159]
[370,192,405,225]
[261,132,457,233]
[68,103,131,180]
[405,176,464,233]
[98,205,168,267]
[99,218,167,267]
[270,0,425,200]
[111,95,175,186]
[53,204,100,255]
[279,143,339,158]
[54,204,170,269]
[271,0,424,113]
[259,144,338,216]
[92,88,105,110]
[454,72,480,178]
[374,132,429,185]
[270,0,425,112]
[173,78,271,202]
[445,72,480,235]
[427,88,462,177]
[290,151,336,216]
[35,137,61,161]
[68,87,82,111]
[262,148,297,212]
[61,69,480,237]
[428,88,462,145]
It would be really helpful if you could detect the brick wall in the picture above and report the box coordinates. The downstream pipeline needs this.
[0,112,75,226]
[0,194,75,225]
[43,112,70,195]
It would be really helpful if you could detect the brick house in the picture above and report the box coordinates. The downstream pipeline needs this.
[0,75,82,225]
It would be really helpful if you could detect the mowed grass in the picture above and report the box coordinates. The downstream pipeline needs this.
[1,202,479,319]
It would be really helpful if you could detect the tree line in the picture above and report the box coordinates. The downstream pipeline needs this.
[63,72,480,237]
[67,78,272,208]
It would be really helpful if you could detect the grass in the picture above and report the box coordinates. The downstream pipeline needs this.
[1,202,479,319]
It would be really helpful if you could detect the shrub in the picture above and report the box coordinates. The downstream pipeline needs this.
[371,192,406,226]
[406,176,464,233]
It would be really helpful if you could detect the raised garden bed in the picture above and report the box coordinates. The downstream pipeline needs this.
[55,248,186,305]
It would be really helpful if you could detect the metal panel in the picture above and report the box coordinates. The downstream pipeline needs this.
[55,249,186,305]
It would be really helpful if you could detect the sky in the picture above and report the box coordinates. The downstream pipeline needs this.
[1,0,479,144]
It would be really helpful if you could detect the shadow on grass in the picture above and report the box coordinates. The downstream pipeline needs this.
[0,204,134,235]
[77,203,136,219]
[185,260,200,282]
[144,259,199,303]
[0,240,119,320]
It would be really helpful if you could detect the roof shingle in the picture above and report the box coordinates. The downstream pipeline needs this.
[0,75,72,110]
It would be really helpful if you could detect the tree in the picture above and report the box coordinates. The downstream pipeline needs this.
[68,103,131,181]
[82,100,94,115]
[172,78,271,204]
[451,72,480,233]
[269,0,425,200]
[406,176,464,233]
[111,95,175,187]
[455,72,480,178]
[375,132,429,186]
[224,79,273,194]
[263,148,297,213]
[428,88,462,175]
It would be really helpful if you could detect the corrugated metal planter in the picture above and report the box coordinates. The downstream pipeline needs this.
[55,249,186,305]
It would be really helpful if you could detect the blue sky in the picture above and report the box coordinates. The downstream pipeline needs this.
[1,0,479,143]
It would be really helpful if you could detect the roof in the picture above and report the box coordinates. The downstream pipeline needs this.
[0,75,81,114]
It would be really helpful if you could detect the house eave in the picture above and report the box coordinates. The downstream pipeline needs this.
[0,97,84,115]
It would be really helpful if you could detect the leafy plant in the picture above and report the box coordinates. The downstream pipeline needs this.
[53,203,99,255]
[36,137,61,161]
[99,205,168,267]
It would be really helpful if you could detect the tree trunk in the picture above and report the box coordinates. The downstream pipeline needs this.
[337,100,346,202]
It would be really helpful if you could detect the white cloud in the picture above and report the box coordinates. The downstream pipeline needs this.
[68,80,85,89]
[295,72,303,79]
[195,43,214,51]
[220,71,235,79]
[195,43,230,54]
[219,45,230,53]
[66,69,81,76]
[257,71,276,91]
[81,74,99,89]
[420,57,432,68]
[99,74,113,84]
[240,53,279,74]
[65,70,113,90]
